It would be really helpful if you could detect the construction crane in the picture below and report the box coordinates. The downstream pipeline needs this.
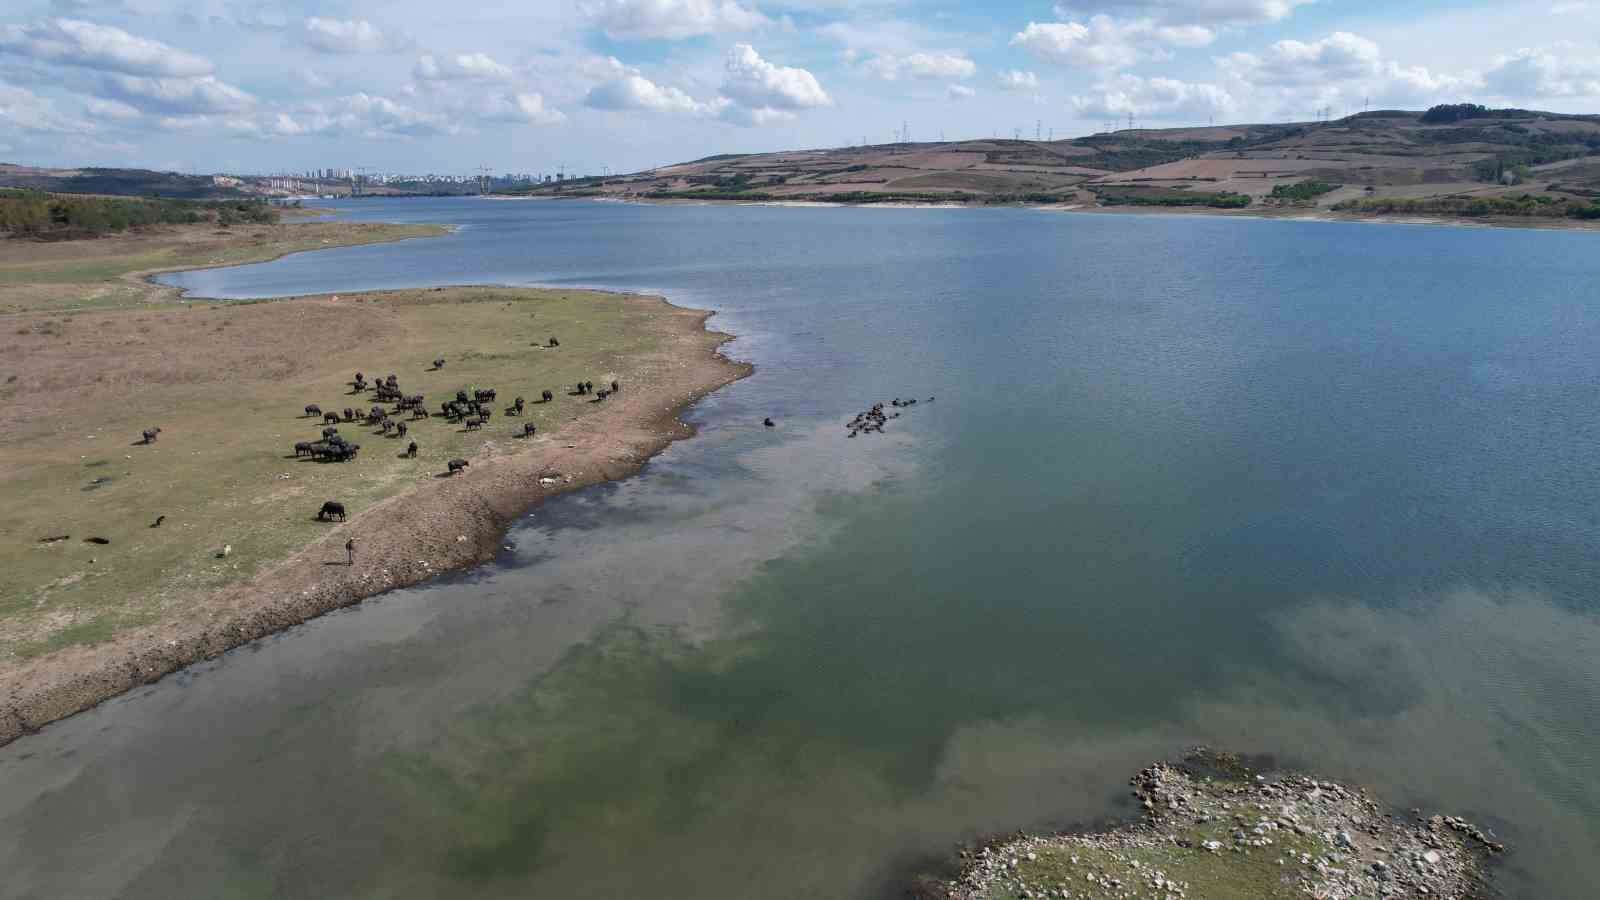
[352,166,374,197]
[476,164,492,195]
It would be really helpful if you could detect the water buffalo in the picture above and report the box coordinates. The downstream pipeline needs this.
[395,421,408,438]
[406,441,418,458]
[521,423,537,438]
[447,458,469,475]
[380,419,395,434]
[465,416,485,431]
[140,426,162,444]
[294,440,315,457]
[317,500,346,521]
[764,418,775,427]
[322,426,340,439]
[507,397,525,416]
[548,336,559,347]
[343,407,356,422]
[432,357,446,370]
[611,380,619,393]
[541,390,554,403]
[303,404,322,418]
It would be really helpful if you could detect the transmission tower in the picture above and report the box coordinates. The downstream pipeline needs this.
[353,166,374,197]
[476,164,492,195]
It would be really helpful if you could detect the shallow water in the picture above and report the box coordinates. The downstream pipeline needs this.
[3,200,1599,898]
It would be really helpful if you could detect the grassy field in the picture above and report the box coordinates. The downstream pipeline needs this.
[0,219,444,313]
[0,219,683,664]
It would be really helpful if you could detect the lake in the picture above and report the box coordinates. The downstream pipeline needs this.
[3,199,1598,898]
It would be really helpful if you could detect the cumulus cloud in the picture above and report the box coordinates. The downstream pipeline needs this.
[0,78,90,132]
[1483,45,1600,98]
[720,42,830,115]
[0,18,213,77]
[1012,15,1213,70]
[480,91,566,125]
[862,51,976,81]
[284,92,455,138]
[85,95,139,120]
[1220,31,1383,86]
[302,18,402,54]
[1052,0,1310,27]
[998,69,1040,90]
[1071,73,1233,119]
[586,71,709,114]
[100,72,254,115]
[947,83,975,99]
[414,52,514,82]
[581,0,770,40]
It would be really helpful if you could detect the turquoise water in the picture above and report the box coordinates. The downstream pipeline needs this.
[3,200,1599,898]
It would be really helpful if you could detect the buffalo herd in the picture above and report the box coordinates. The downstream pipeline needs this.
[298,365,620,524]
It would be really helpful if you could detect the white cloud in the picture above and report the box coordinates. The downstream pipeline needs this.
[947,83,975,99]
[85,95,139,120]
[1053,0,1309,27]
[480,91,566,125]
[302,18,401,55]
[0,18,213,77]
[0,79,90,133]
[863,51,976,81]
[581,0,770,40]
[719,43,829,125]
[282,92,455,139]
[1483,45,1600,98]
[1071,73,1234,119]
[998,69,1040,90]
[1012,15,1213,70]
[100,72,254,114]
[586,71,709,114]
[415,52,514,82]
[1220,32,1383,86]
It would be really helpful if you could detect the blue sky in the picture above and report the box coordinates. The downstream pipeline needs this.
[2,0,1598,176]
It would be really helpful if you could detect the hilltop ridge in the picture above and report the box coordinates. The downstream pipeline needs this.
[516,105,1600,221]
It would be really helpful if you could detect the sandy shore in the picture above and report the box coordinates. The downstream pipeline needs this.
[0,292,750,747]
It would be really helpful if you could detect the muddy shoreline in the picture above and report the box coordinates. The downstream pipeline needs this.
[0,294,750,748]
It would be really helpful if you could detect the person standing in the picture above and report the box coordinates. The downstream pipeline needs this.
[346,538,356,566]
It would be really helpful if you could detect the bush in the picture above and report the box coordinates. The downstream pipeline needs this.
[1269,181,1341,202]
[0,193,276,237]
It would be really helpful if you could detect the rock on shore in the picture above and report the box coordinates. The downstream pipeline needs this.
[913,748,1502,900]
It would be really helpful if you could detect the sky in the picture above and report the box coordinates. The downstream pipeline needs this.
[2,0,1599,176]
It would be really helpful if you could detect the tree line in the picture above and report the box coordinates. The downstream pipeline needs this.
[0,191,278,238]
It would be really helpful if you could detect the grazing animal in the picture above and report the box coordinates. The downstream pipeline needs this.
[522,423,537,438]
[455,389,470,403]
[508,397,525,416]
[575,381,586,395]
[150,515,165,528]
[406,441,418,458]
[322,427,340,439]
[343,407,356,422]
[764,417,775,427]
[433,357,446,369]
[611,380,619,393]
[395,421,408,437]
[584,381,594,394]
[548,337,559,347]
[474,388,497,403]
[381,419,395,434]
[304,404,322,418]
[353,371,364,386]
[294,440,316,457]
[141,426,162,444]
[465,416,486,431]
[324,411,340,425]
[412,407,429,420]
[318,501,346,521]
[447,458,469,475]
[541,390,554,402]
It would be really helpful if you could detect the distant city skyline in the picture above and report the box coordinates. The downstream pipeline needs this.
[2,1,1598,175]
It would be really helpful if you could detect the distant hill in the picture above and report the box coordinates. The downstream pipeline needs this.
[0,164,246,199]
[515,105,1600,220]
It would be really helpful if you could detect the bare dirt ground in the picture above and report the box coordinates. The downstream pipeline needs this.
[0,284,748,747]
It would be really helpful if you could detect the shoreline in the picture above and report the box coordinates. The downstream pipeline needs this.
[494,192,1600,233]
[914,748,1503,900]
[0,289,751,748]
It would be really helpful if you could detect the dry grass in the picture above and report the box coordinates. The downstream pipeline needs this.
[0,220,445,313]
[0,284,667,661]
